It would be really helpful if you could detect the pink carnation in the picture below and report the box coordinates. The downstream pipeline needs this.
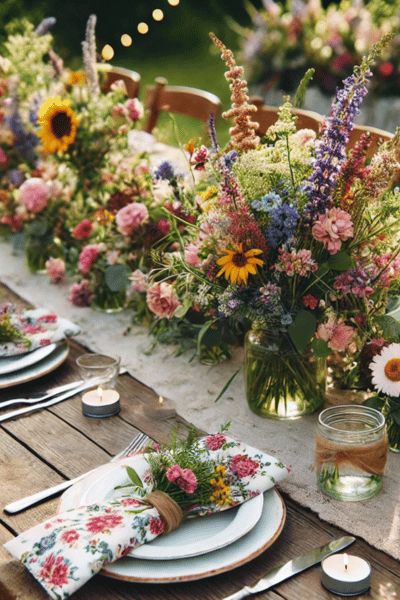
[275,248,317,277]
[78,244,104,274]
[184,242,201,267]
[231,455,259,479]
[146,282,180,320]
[45,257,66,283]
[126,98,144,121]
[312,208,354,255]
[166,464,198,494]
[316,316,355,352]
[129,269,148,293]
[19,177,51,214]
[116,202,149,236]
[72,219,93,240]
[68,280,93,307]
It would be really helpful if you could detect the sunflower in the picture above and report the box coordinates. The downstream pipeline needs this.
[370,343,400,397]
[66,70,86,86]
[216,243,264,285]
[37,97,78,153]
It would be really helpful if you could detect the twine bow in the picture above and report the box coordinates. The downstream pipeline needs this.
[315,433,388,476]
[145,490,184,533]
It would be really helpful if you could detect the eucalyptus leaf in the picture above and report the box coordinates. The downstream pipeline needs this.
[105,264,130,292]
[311,338,330,358]
[125,466,143,488]
[288,310,317,353]
[328,251,353,271]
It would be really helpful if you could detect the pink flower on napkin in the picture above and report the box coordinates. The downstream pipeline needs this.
[231,455,259,478]
[205,433,226,450]
[86,513,124,534]
[39,554,70,587]
[149,517,165,536]
[60,530,80,545]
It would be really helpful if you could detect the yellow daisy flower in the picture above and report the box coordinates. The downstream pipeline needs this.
[37,97,78,154]
[216,243,264,285]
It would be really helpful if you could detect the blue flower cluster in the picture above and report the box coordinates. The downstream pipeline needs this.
[223,150,238,170]
[154,160,176,181]
[303,67,372,219]
[265,204,299,248]
[252,192,282,213]
[6,107,38,165]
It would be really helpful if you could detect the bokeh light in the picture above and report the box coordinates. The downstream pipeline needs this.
[152,9,164,21]
[120,33,132,47]
[168,0,180,6]
[137,22,149,34]
[101,44,114,61]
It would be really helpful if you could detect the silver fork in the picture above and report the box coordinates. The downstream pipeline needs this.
[4,431,150,514]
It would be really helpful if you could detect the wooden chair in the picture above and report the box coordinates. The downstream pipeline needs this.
[144,77,222,133]
[97,64,141,98]
[250,96,393,159]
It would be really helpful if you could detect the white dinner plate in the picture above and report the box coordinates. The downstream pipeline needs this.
[0,343,69,389]
[79,455,264,561]
[60,469,285,584]
[0,343,57,376]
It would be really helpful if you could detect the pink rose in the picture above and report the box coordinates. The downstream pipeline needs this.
[86,513,124,534]
[45,257,66,283]
[126,98,144,121]
[39,554,69,587]
[316,316,355,352]
[78,243,104,274]
[166,464,198,494]
[205,433,226,451]
[116,202,149,236]
[120,498,141,507]
[72,219,93,240]
[149,516,165,535]
[60,529,80,544]
[312,208,354,255]
[231,455,259,478]
[19,177,51,214]
[146,282,180,320]
[184,242,201,267]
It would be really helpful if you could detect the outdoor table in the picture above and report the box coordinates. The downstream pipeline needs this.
[0,282,399,600]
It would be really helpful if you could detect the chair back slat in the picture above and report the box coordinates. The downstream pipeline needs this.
[250,96,393,159]
[144,77,222,133]
[97,64,141,98]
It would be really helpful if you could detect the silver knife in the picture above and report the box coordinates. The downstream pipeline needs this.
[222,536,355,600]
[0,379,84,409]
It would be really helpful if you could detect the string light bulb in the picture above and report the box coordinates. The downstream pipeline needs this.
[168,0,180,5]
[152,8,164,21]
[137,22,149,34]
[101,44,114,61]
[120,33,132,47]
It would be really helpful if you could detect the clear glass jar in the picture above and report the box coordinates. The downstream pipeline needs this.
[316,405,388,501]
[244,324,326,419]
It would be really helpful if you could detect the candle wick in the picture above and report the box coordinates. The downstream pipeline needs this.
[344,563,348,571]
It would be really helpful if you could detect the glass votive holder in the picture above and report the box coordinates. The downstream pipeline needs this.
[315,405,388,501]
[76,353,120,389]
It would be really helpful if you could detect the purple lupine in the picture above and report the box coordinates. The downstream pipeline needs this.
[303,66,372,220]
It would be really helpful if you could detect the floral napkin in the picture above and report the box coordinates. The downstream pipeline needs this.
[0,304,80,357]
[4,434,289,599]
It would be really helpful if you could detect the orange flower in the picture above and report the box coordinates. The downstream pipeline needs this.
[216,243,263,285]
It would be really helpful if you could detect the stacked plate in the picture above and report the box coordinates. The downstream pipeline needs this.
[0,343,69,389]
[59,454,286,583]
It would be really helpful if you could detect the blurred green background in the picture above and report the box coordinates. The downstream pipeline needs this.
[0,0,271,143]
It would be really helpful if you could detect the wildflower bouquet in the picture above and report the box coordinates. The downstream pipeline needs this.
[239,0,400,98]
[5,428,288,598]
[151,33,400,418]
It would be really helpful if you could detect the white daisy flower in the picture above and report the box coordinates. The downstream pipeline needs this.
[370,343,400,397]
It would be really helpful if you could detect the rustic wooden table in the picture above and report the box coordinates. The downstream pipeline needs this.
[0,284,399,600]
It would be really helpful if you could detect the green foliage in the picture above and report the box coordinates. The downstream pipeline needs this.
[293,68,315,108]
[288,310,317,353]
[105,264,131,292]
[327,251,353,271]
[375,315,400,341]
[0,313,31,347]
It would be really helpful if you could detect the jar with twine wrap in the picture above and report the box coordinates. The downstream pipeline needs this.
[315,405,387,501]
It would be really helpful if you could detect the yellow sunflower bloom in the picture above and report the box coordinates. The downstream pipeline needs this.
[37,97,78,153]
[216,243,264,285]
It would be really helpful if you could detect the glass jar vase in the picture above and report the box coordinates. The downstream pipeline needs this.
[244,325,326,419]
[315,405,388,501]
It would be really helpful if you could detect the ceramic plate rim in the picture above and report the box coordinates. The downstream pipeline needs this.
[79,455,264,561]
[0,343,69,389]
[100,489,286,583]
[0,343,57,376]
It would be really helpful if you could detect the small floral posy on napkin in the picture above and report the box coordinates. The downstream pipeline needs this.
[5,433,289,599]
[0,304,80,357]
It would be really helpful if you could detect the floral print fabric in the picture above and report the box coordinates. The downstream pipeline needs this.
[0,305,80,357]
[4,436,288,599]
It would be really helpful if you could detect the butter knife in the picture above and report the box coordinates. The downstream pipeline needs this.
[222,535,355,600]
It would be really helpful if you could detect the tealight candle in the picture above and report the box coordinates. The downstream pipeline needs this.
[321,553,371,596]
[82,386,120,418]
[138,395,176,420]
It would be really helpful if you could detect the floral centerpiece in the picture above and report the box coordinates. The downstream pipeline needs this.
[148,32,400,419]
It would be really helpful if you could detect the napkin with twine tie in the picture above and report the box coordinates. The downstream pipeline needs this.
[4,434,289,599]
